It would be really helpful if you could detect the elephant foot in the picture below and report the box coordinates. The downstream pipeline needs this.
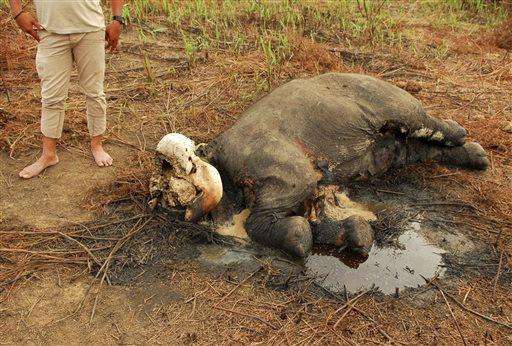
[314,215,374,257]
[276,216,313,258]
[246,214,313,258]
[441,141,489,170]
[443,119,467,146]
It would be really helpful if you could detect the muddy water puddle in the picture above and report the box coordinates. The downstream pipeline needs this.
[306,230,446,295]
[198,228,448,296]
[198,245,254,265]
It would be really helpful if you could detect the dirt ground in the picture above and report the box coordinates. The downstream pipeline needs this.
[1,2,512,344]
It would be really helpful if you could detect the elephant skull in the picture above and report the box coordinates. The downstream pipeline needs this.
[149,133,223,222]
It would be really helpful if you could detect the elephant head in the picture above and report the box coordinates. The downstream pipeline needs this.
[150,133,223,222]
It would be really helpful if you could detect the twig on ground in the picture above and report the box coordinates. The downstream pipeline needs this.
[0,270,35,292]
[376,189,405,195]
[414,201,475,209]
[423,276,512,330]
[216,266,263,305]
[89,217,153,323]
[327,289,369,328]
[184,289,208,304]
[57,232,101,266]
[73,214,151,232]
[352,306,399,344]
[493,250,504,290]
[439,289,467,346]
[214,305,277,330]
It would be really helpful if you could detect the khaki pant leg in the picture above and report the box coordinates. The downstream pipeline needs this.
[73,30,106,137]
[36,31,73,138]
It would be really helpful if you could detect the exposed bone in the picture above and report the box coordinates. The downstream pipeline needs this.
[152,133,223,221]
[316,185,377,222]
[156,133,196,174]
[184,157,223,222]
[165,177,197,207]
[431,131,444,141]
[411,127,445,142]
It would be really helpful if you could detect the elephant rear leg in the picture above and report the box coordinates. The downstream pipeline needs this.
[409,117,467,147]
[400,139,489,170]
[383,116,467,146]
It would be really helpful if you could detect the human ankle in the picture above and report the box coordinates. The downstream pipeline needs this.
[41,150,57,160]
[91,135,104,149]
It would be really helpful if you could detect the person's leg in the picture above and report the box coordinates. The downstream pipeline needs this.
[19,32,72,178]
[19,136,59,178]
[73,30,112,167]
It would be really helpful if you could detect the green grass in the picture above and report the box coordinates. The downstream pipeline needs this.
[121,0,508,46]
[2,0,508,77]
[3,0,507,44]
[121,0,406,74]
[115,0,507,79]
[424,0,509,29]
[104,0,506,86]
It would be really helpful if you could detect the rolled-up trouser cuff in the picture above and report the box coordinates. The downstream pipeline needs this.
[86,93,107,137]
[41,108,65,138]
[88,121,106,137]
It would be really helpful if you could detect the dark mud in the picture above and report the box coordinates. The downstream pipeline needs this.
[98,168,510,299]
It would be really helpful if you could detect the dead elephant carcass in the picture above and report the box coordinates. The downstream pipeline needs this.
[150,73,488,258]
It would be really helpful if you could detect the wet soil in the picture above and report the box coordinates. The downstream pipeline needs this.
[189,168,510,296]
[87,166,501,294]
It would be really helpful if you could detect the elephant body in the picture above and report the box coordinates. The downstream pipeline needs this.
[200,73,487,257]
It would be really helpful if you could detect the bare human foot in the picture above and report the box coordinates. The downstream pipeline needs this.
[19,154,59,179]
[91,136,113,167]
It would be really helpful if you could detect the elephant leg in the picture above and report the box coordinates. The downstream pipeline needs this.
[409,117,467,146]
[397,138,489,170]
[246,211,313,258]
[233,133,323,258]
[381,116,466,147]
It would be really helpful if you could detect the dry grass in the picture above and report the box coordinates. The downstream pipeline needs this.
[1,210,511,344]
[1,0,512,344]
[495,18,512,49]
